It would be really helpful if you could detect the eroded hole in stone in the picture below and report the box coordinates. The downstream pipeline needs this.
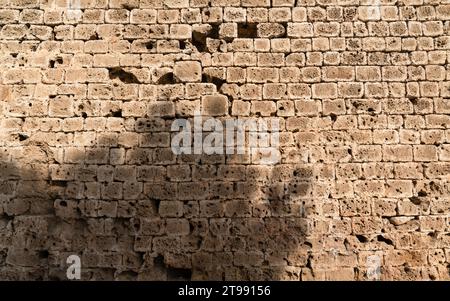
[418,190,428,197]
[157,72,176,85]
[122,3,137,10]
[49,180,68,187]
[409,196,421,205]
[38,250,49,259]
[202,74,225,90]
[237,23,258,38]
[108,67,141,84]
[151,199,161,211]
[49,57,63,68]
[191,24,221,52]
[108,109,122,118]
[18,133,29,141]
[356,235,368,243]
[167,267,192,280]
[209,24,220,39]
[192,31,208,52]
[408,96,418,105]
[144,40,156,50]
[330,113,337,122]
[428,231,438,238]
[0,249,7,265]
[377,235,393,245]
[154,254,165,268]
[152,254,192,280]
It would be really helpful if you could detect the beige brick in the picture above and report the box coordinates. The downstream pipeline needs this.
[247,67,279,83]
[263,83,286,99]
[382,66,407,81]
[385,250,427,267]
[323,66,354,81]
[173,61,202,82]
[383,145,413,162]
[49,96,74,117]
[356,66,381,82]
[385,180,414,198]
[251,101,276,116]
[413,145,438,162]
[231,100,250,116]
[202,94,228,116]
[323,99,345,115]
[312,83,337,99]
[287,84,311,99]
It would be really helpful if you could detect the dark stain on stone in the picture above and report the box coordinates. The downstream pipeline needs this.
[409,196,422,205]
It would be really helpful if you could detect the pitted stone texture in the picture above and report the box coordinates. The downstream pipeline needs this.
[0,0,450,282]
[174,61,202,83]
[202,94,229,116]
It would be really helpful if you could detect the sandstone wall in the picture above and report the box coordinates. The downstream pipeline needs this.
[0,0,450,280]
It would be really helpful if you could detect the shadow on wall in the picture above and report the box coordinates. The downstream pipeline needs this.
[0,116,315,281]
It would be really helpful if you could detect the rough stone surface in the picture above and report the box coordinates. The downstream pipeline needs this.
[0,0,449,281]
[174,61,202,83]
